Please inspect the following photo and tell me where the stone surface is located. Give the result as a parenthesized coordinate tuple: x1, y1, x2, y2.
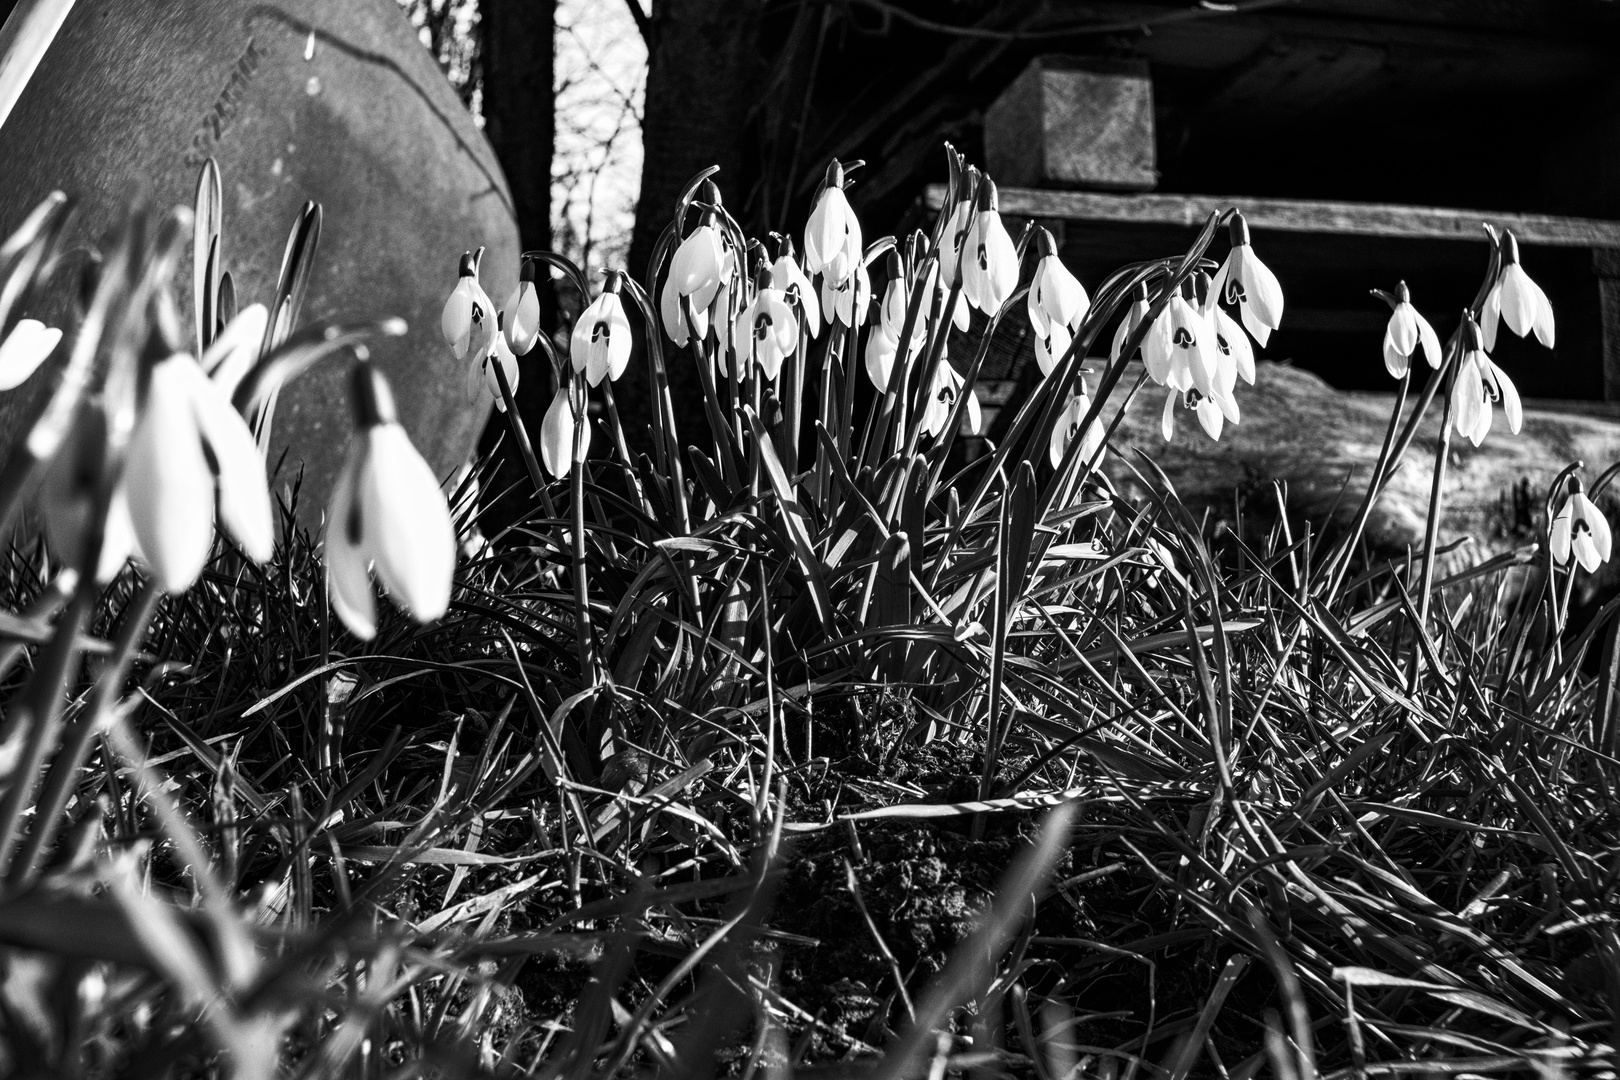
(1101, 360, 1620, 568)
(984, 57, 1157, 192)
(0, 0, 519, 521)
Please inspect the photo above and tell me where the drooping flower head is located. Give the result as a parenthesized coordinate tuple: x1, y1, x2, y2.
(938, 152, 979, 290)
(821, 259, 870, 332)
(1376, 280, 1443, 379)
(120, 294, 273, 594)
(804, 159, 864, 286)
(473, 311, 520, 410)
(1551, 477, 1612, 573)
(769, 236, 821, 340)
(920, 361, 980, 440)
(1028, 229, 1089, 378)
(325, 361, 457, 639)
(1451, 313, 1521, 447)
(961, 176, 1018, 315)
(1196, 271, 1254, 391)
(659, 211, 728, 346)
(1210, 212, 1284, 347)
(0, 317, 61, 391)
(570, 271, 633, 386)
(1143, 277, 1215, 396)
(1161, 387, 1229, 443)
(1050, 383, 1103, 469)
(440, 250, 496, 362)
(1482, 230, 1555, 351)
(733, 268, 799, 381)
(503, 257, 542, 356)
(1111, 283, 1150, 365)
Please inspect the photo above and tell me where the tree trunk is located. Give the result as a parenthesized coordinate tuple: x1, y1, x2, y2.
(619, 0, 763, 453)
(628, 0, 762, 282)
(478, 0, 555, 526)
(480, 0, 555, 255)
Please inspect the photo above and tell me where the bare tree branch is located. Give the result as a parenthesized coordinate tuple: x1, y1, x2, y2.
(623, 0, 652, 41)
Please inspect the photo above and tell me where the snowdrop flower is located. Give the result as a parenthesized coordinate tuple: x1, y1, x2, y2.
(770, 244, 821, 339)
(540, 381, 589, 479)
(734, 274, 799, 380)
(1199, 274, 1253, 390)
(124, 308, 274, 593)
(474, 314, 519, 411)
(1027, 229, 1089, 379)
(938, 160, 978, 289)
(1161, 388, 1229, 443)
(920, 361, 979, 439)
(804, 160, 863, 285)
(1111, 283, 1150, 364)
(503, 258, 542, 356)
(0, 318, 61, 391)
(822, 260, 871, 331)
(198, 303, 269, 400)
(1143, 282, 1215, 396)
(1028, 237, 1089, 377)
(1049, 386, 1103, 469)
(1451, 315, 1521, 447)
(659, 217, 727, 346)
(325, 363, 457, 640)
(1210, 212, 1283, 346)
(1481, 230, 1554, 350)
(570, 274, 632, 386)
(937, 272, 970, 335)
(1551, 483, 1611, 573)
(40, 403, 139, 583)
(440, 251, 495, 362)
(961, 177, 1018, 315)
(1376, 281, 1442, 378)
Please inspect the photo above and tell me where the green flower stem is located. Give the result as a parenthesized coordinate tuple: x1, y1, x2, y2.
(569, 377, 598, 686)
(1410, 352, 1459, 685)
(491, 356, 556, 522)
(1323, 369, 1412, 599)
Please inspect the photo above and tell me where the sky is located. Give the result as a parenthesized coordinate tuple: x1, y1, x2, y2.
(551, 0, 645, 280)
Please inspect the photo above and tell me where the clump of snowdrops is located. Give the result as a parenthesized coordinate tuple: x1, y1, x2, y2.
(0, 145, 1613, 1080)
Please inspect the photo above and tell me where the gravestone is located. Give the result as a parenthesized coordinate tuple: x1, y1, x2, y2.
(0, 0, 519, 519)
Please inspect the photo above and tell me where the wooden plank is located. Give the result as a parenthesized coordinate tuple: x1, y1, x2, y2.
(922, 185, 1620, 248)
(1596, 250, 1620, 402)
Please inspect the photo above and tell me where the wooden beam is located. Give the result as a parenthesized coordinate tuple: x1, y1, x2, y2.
(922, 185, 1620, 248)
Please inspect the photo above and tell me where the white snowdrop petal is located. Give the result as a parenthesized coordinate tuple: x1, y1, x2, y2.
(540, 390, 575, 479)
(1196, 398, 1224, 440)
(1575, 532, 1601, 574)
(1577, 493, 1612, 564)
(202, 304, 269, 399)
(1452, 359, 1483, 442)
(1161, 391, 1176, 442)
(1491, 361, 1522, 434)
(1498, 265, 1537, 339)
(440, 282, 472, 350)
(126, 360, 216, 593)
(189, 366, 273, 564)
(360, 424, 456, 623)
(324, 446, 377, 640)
(0, 319, 60, 391)
(1481, 285, 1502, 352)
(1549, 505, 1572, 565)
(1242, 248, 1284, 330)
(1386, 306, 1419, 357)
(1383, 338, 1408, 379)
(1417, 314, 1443, 370)
(98, 486, 137, 583)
